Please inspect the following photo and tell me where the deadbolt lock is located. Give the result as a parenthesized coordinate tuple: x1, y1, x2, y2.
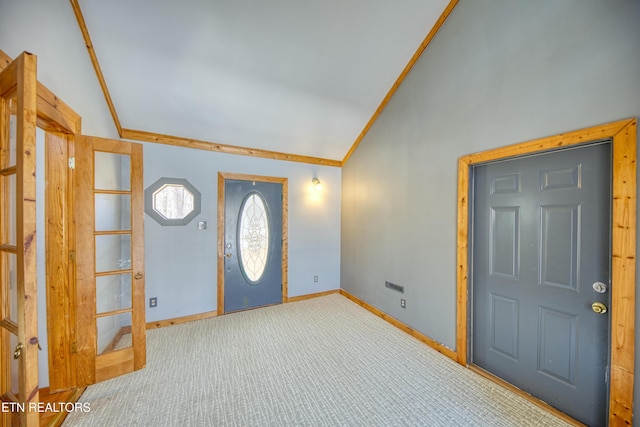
(591, 302, 607, 314)
(225, 253, 232, 259)
(592, 282, 608, 294)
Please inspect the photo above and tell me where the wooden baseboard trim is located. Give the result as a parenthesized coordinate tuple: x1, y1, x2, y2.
(147, 291, 340, 329)
(146, 311, 217, 330)
(468, 365, 585, 426)
(339, 289, 457, 361)
(286, 289, 340, 303)
(102, 326, 131, 354)
(39, 386, 86, 427)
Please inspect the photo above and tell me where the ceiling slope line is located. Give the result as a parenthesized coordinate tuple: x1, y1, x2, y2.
(341, 0, 460, 166)
(121, 128, 342, 167)
(68, 1, 340, 167)
(69, 0, 123, 137)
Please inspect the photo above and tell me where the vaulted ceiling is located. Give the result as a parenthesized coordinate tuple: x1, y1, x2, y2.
(2, 0, 455, 163)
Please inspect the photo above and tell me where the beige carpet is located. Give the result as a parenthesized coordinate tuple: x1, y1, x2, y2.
(63, 294, 572, 426)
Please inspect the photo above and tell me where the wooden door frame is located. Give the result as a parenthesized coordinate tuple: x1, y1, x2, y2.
(0, 51, 81, 395)
(456, 118, 637, 426)
(43, 132, 78, 393)
(217, 172, 288, 315)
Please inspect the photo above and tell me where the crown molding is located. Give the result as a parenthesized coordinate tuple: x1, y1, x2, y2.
(122, 128, 342, 167)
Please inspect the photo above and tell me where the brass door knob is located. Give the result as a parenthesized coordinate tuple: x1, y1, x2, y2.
(592, 302, 607, 314)
(13, 343, 22, 360)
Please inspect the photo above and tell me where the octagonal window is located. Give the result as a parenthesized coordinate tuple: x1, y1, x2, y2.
(154, 184, 195, 220)
(145, 178, 201, 226)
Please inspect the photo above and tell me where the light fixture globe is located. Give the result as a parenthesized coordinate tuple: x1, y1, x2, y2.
(312, 177, 322, 191)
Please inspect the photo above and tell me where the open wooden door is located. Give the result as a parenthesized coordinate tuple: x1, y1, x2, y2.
(0, 52, 39, 426)
(75, 136, 145, 387)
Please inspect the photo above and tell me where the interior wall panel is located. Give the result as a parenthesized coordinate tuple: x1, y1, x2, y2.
(340, 0, 640, 390)
(490, 294, 519, 361)
(143, 143, 341, 322)
(537, 307, 577, 386)
(490, 207, 520, 279)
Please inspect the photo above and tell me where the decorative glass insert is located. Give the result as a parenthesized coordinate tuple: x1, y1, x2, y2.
(144, 178, 201, 226)
(238, 193, 270, 283)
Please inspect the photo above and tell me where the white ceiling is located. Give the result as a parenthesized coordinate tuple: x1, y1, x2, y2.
(2, 0, 451, 161)
(79, 0, 451, 160)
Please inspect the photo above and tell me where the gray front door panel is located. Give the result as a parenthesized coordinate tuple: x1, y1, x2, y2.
(472, 142, 611, 426)
(224, 179, 283, 313)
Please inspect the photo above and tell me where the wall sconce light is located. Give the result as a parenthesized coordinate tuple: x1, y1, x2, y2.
(312, 177, 322, 191)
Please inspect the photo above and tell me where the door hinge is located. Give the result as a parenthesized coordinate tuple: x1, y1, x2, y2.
(68, 156, 75, 169)
(69, 250, 76, 262)
(71, 342, 77, 353)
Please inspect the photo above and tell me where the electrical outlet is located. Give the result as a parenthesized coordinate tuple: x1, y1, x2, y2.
(314, 275, 318, 283)
(150, 297, 157, 308)
(401, 299, 406, 308)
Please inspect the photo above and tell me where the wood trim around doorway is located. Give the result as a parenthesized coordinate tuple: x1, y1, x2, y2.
(1, 50, 82, 393)
(217, 172, 289, 315)
(455, 118, 637, 426)
(44, 132, 77, 392)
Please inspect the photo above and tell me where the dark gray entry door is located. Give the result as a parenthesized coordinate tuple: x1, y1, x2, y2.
(472, 142, 611, 426)
(224, 179, 283, 313)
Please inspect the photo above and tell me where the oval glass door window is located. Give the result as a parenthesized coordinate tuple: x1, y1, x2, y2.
(238, 192, 270, 283)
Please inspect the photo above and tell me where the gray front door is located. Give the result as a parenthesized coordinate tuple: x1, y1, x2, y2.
(472, 142, 611, 426)
(224, 179, 283, 313)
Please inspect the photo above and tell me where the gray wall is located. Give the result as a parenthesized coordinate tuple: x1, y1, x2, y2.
(0, 0, 120, 139)
(143, 142, 341, 322)
(341, 0, 640, 413)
